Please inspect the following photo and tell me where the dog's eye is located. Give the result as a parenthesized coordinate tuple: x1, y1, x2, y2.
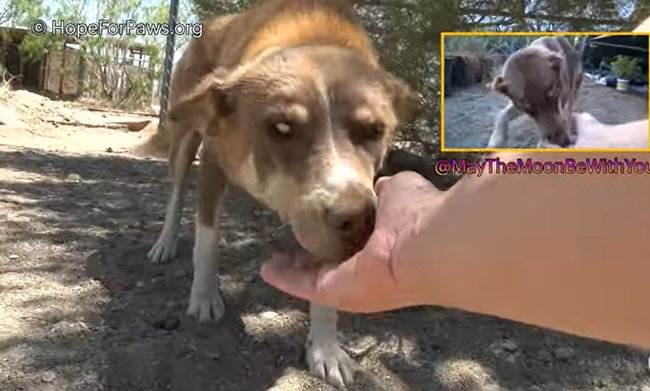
(274, 122, 291, 134)
(267, 121, 294, 139)
(364, 122, 386, 139)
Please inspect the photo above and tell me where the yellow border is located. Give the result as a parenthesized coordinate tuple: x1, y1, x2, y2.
(439, 31, 650, 153)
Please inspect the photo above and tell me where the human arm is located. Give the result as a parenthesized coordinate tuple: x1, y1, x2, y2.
(261, 119, 650, 349)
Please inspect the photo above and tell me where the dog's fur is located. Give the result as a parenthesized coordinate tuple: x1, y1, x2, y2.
(141, 0, 417, 387)
(487, 36, 583, 148)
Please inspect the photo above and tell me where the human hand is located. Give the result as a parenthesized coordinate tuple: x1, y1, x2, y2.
(260, 171, 444, 313)
(572, 112, 648, 149)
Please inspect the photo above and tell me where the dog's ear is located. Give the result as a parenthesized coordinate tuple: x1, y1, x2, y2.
(492, 76, 509, 95)
(383, 75, 420, 123)
(167, 69, 234, 123)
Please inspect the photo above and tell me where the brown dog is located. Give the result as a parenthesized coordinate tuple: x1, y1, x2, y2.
(487, 36, 582, 148)
(141, 0, 417, 387)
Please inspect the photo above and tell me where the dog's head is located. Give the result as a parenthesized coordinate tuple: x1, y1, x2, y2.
(170, 45, 418, 261)
(492, 46, 576, 147)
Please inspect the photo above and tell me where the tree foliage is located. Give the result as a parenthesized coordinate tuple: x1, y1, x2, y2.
(187, 0, 643, 158)
(1, 0, 195, 107)
(2, 0, 645, 149)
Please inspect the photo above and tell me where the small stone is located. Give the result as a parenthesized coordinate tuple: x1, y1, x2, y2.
(243, 275, 255, 283)
(553, 347, 574, 361)
(41, 371, 56, 382)
(347, 334, 377, 357)
(173, 270, 185, 278)
(505, 354, 517, 364)
(136, 281, 145, 288)
(538, 349, 553, 363)
(105, 147, 113, 153)
(66, 173, 82, 182)
(8, 254, 19, 260)
(500, 339, 518, 352)
(153, 316, 180, 331)
(260, 311, 279, 320)
(208, 350, 221, 360)
(489, 344, 502, 356)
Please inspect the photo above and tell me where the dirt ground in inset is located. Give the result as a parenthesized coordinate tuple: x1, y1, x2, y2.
(443, 78, 649, 149)
(1, 87, 649, 391)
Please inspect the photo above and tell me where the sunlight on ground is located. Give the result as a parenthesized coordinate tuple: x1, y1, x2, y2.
(435, 358, 500, 391)
(241, 309, 307, 340)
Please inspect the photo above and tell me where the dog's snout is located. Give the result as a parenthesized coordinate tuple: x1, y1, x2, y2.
(326, 199, 376, 236)
(323, 183, 376, 255)
(550, 131, 571, 148)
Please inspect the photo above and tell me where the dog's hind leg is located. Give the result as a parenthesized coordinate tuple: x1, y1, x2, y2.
(187, 142, 228, 322)
(487, 102, 522, 148)
(306, 304, 356, 388)
(148, 127, 202, 264)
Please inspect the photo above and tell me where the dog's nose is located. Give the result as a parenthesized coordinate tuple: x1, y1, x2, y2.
(550, 131, 571, 148)
(325, 196, 376, 247)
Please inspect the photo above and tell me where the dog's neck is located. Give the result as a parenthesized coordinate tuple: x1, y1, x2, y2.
(242, 6, 378, 69)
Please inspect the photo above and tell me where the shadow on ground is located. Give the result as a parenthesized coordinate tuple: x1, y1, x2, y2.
(1, 147, 648, 391)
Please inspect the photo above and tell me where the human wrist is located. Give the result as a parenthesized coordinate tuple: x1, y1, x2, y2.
(391, 184, 453, 307)
(406, 172, 504, 310)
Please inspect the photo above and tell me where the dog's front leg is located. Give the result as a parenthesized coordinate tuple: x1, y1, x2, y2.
(187, 145, 228, 323)
(307, 304, 356, 388)
(487, 102, 522, 148)
(148, 128, 202, 264)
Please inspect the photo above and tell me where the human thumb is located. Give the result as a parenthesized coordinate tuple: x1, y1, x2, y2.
(260, 250, 366, 310)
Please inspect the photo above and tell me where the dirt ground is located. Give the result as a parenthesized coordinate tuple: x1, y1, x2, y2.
(443, 78, 649, 149)
(1, 87, 650, 391)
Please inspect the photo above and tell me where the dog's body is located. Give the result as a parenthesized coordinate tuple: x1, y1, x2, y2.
(142, 0, 417, 387)
(487, 36, 583, 148)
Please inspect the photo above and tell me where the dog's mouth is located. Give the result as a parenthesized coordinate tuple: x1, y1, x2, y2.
(289, 221, 369, 264)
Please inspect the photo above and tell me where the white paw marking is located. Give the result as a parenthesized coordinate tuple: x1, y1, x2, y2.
(306, 338, 356, 388)
(148, 190, 182, 264)
(147, 236, 178, 264)
(187, 281, 225, 323)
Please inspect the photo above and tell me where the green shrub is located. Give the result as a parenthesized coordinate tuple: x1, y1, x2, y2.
(611, 55, 640, 80)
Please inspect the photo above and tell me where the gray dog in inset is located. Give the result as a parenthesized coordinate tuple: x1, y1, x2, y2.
(487, 36, 583, 148)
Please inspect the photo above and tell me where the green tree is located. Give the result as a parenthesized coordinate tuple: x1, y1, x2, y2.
(1, 0, 196, 107)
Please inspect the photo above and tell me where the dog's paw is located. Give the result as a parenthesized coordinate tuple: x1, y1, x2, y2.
(306, 338, 356, 389)
(187, 282, 225, 323)
(147, 237, 177, 264)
